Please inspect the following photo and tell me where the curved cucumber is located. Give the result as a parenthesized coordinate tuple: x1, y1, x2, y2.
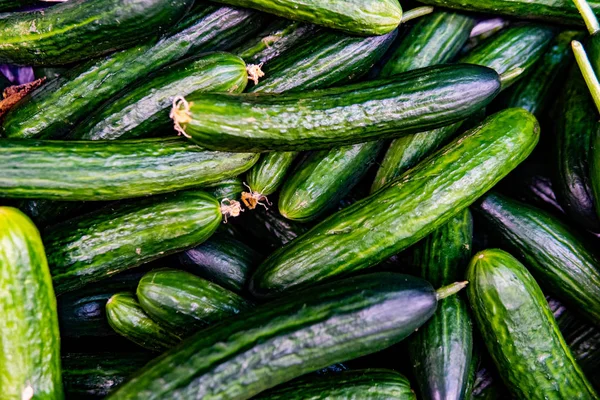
(0, 0, 193, 66)
(0, 207, 63, 399)
(107, 293, 182, 352)
(45, 191, 222, 295)
(245, 151, 299, 198)
(250, 108, 539, 297)
(0, 137, 258, 201)
(176, 64, 500, 152)
(2, 5, 267, 139)
(466, 249, 598, 399)
(71, 52, 248, 141)
(108, 273, 439, 399)
(474, 192, 600, 325)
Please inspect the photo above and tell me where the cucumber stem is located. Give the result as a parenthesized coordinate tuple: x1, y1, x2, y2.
(170, 96, 192, 138)
(401, 6, 434, 23)
(220, 199, 243, 223)
(499, 67, 524, 88)
(246, 63, 265, 85)
(572, 40, 600, 114)
(573, 0, 600, 35)
(436, 281, 469, 300)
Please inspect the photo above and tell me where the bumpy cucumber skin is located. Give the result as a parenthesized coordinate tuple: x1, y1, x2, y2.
(0, 207, 63, 399)
(474, 192, 600, 325)
(250, 108, 539, 297)
(107, 293, 181, 352)
(0, 138, 258, 201)
(45, 191, 222, 295)
(246, 152, 299, 196)
(108, 273, 437, 400)
(203, 177, 244, 202)
(0, 0, 194, 66)
(182, 64, 500, 152)
(255, 369, 417, 400)
(2, 5, 268, 139)
(71, 53, 248, 141)
(410, 209, 473, 400)
(467, 249, 598, 399)
(137, 268, 251, 335)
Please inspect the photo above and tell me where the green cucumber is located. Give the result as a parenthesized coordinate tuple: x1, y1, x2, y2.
(16, 199, 95, 228)
(255, 369, 417, 399)
(203, 177, 244, 203)
(410, 209, 473, 400)
(473, 192, 600, 325)
(137, 268, 251, 336)
(44, 190, 222, 295)
(250, 108, 539, 297)
(174, 64, 500, 152)
(466, 249, 598, 399)
(245, 151, 299, 200)
(107, 272, 447, 399)
(0, 207, 63, 399)
(70, 52, 248, 141)
(177, 233, 262, 293)
(1, 5, 268, 139)
(107, 293, 182, 352)
(211, 0, 401, 35)
(0, 137, 258, 201)
(0, 0, 194, 66)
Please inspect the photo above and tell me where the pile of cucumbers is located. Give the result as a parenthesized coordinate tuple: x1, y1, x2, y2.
(2, 0, 600, 398)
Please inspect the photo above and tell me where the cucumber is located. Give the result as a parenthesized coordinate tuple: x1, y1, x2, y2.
(245, 151, 299, 200)
(211, 0, 402, 35)
(203, 177, 244, 203)
(466, 249, 598, 399)
(410, 209, 473, 400)
(474, 192, 600, 325)
(70, 52, 249, 141)
(250, 108, 539, 297)
(177, 233, 262, 293)
(44, 190, 222, 295)
(107, 293, 182, 352)
(174, 64, 500, 152)
(255, 369, 417, 399)
(2, 5, 267, 139)
(0, 137, 258, 201)
(16, 199, 95, 228)
(0, 207, 63, 399)
(107, 272, 449, 399)
(137, 268, 251, 336)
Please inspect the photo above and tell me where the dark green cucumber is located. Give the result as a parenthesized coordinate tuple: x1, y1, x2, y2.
(245, 151, 299, 198)
(474, 192, 600, 325)
(203, 177, 244, 203)
(0, 137, 258, 201)
(250, 108, 539, 297)
(278, 141, 383, 221)
(177, 233, 262, 293)
(44, 190, 222, 295)
(255, 369, 417, 399)
(211, 0, 401, 35)
(62, 352, 152, 398)
(175, 64, 500, 152)
(0, 0, 193, 66)
(16, 199, 95, 228)
(0, 207, 63, 399)
(410, 209, 473, 400)
(2, 5, 268, 139)
(71, 52, 249, 141)
(107, 293, 182, 352)
(466, 249, 598, 399)
(137, 268, 251, 335)
(0, 0, 37, 11)
(108, 273, 441, 399)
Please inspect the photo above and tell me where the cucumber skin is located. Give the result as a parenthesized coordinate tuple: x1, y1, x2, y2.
(250, 108, 539, 297)
(0, 138, 258, 201)
(2, 5, 268, 140)
(212, 0, 402, 35)
(182, 64, 501, 152)
(474, 192, 600, 325)
(466, 249, 598, 399)
(137, 268, 251, 335)
(44, 191, 222, 295)
(246, 151, 299, 196)
(71, 52, 248, 141)
(203, 177, 244, 202)
(107, 293, 181, 352)
(255, 369, 416, 400)
(410, 209, 473, 400)
(0, 208, 63, 399)
(108, 273, 437, 400)
(0, 0, 193, 66)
